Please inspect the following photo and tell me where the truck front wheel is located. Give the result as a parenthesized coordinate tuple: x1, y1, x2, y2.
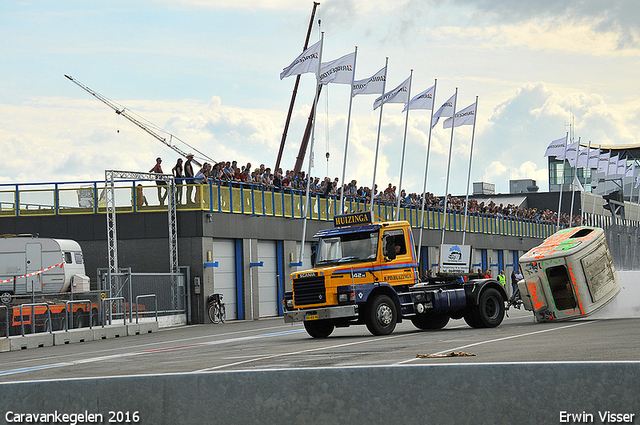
(304, 320, 335, 338)
(412, 313, 450, 330)
(365, 295, 397, 336)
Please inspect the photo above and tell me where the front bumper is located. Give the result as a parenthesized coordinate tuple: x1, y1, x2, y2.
(283, 304, 359, 323)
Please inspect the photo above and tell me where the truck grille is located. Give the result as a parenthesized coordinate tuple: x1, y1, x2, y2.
(293, 275, 326, 306)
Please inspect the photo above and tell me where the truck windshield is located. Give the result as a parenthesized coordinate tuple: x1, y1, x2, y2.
(316, 231, 378, 265)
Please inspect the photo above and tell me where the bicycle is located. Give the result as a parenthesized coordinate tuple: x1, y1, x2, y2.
(207, 293, 226, 324)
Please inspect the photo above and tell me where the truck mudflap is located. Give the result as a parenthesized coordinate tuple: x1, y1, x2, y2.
(283, 305, 359, 324)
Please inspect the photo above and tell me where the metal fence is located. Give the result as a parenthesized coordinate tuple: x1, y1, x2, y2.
(0, 179, 560, 239)
(97, 267, 189, 323)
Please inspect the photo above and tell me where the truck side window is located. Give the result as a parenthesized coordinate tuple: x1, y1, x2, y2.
(383, 230, 407, 260)
(64, 252, 73, 264)
(74, 252, 84, 264)
(546, 265, 577, 310)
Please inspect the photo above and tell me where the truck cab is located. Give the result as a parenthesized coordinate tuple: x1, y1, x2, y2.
(284, 212, 507, 338)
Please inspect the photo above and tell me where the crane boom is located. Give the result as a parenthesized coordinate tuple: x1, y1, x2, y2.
(65, 74, 215, 166)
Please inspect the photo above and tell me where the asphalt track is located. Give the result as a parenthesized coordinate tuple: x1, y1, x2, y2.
(1, 307, 639, 383)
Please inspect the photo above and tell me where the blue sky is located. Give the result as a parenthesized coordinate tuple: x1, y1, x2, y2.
(2, 0, 639, 197)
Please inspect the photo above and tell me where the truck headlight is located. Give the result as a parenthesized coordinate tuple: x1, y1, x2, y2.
(338, 294, 348, 303)
(286, 299, 294, 309)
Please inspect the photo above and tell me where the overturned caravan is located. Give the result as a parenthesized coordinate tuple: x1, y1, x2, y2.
(518, 226, 620, 322)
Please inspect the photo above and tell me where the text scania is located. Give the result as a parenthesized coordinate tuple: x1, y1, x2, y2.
(293, 52, 318, 66)
(352, 76, 385, 89)
(5, 410, 103, 424)
(455, 110, 475, 118)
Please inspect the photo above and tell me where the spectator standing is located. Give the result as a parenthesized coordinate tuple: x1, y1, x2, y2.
(184, 154, 195, 204)
(149, 157, 167, 206)
(497, 270, 506, 288)
(172, 158, 184, 204)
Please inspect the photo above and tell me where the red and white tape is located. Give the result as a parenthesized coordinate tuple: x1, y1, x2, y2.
(0, 262, 63, 284)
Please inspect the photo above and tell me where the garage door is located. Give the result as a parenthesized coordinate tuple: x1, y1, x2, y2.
(212, 238, 238, 320)
(257, 240, 279, 318)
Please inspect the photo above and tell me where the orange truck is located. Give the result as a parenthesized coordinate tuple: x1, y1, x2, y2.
(283, 212, 508, 338)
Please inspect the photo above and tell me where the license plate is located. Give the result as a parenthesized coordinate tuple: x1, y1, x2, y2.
(304, 314, 319, 321)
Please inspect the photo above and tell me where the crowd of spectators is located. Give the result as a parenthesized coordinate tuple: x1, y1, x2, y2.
(176, 157, 581, 227)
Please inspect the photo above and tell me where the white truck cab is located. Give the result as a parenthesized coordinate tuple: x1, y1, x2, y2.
(518, 226, 620, 322)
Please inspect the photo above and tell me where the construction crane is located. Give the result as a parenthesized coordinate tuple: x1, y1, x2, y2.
(65, 74, 216, 166)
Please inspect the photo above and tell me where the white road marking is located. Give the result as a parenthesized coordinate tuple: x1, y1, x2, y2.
(396, 320, 594, 365)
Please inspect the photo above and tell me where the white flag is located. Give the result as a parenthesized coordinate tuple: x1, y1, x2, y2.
(280, 39, 322, 80)
(608, 155, 619, 175)
(402, 85, 435, 112)
(431, 93, 457, 128)
(617, 157, 627, 175)
(556, 142, 579, 161)
(373, 75, 411, 110)
(625, 162, 635, 178)
(544, 135, 567, 158)
(443, 101, 476, 129)
(597, 152, 610, 173)
(572, 175, 584, 192)
(588, 148, 601, 168)
(352, 67, 386, 96)
(319, 51, 355, 85)
(575, 147, 589, 168)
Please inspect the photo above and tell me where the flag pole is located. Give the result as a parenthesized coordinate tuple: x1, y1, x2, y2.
(417, 79, 437, 263)
(462, 96, 479, 245)
(369, 57, 389, 216)
(275, 2, 320, 173)
(635, 171, 640, 223)
(440, 87, 458, 246)
(298, 32, 324, 266)
(592, 144, 601, 218)
(569, 137, 581, 227)
(556, 132, 569, 231)
(581, 140, 591, 224)
(339, 46, 358, 215)
(395, 70, 413, 221)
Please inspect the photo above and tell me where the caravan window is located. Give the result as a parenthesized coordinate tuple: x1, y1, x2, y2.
(64, 252, 73, 264)
(75, 252, 84, 264)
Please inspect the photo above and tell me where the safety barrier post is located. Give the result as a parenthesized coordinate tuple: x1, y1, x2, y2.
(64, 299, 92, 331)
(135, 294, 158, 324)
(101, 297, 127, 327)
(19, 303, 52, 337)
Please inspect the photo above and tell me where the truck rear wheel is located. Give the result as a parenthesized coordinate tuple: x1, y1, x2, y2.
(469, 288, 505, 328)
(463, 311, 483, 328)
(1, 292, 11, 304)
(412, 313, 450, 330)
(304, 320, 335, 338)
(365, 295, 397, 336)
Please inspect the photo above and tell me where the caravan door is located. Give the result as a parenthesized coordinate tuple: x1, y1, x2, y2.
(26, 243, 42, 293)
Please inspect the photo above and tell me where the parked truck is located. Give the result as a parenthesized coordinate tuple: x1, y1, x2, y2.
(283, 212, 508, 338)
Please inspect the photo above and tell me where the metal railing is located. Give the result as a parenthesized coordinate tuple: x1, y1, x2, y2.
(64, 299, 93, 331)
(101, 297, 126, 327)
(19, 303, 52, 336)
(135, 294, 158, 324)
(1, 179, 563, 239)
